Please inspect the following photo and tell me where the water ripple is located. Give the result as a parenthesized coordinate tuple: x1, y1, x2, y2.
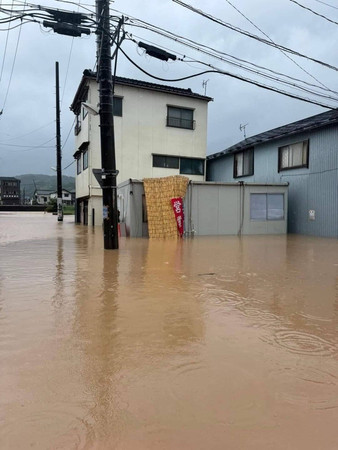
(264, 329, 337, 357)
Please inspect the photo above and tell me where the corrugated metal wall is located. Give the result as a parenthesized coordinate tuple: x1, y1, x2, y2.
(207, 124, 338, 238)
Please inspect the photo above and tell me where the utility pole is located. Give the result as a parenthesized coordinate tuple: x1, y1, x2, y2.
(55, 61, 63, 222)
(96, 0, 118, 249)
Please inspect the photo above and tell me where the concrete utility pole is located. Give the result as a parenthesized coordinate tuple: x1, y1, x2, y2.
(96, 0, 119, 249)
(55, 61, 63, 222)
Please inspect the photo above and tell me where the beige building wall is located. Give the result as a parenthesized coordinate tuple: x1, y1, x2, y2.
(75, 79, 209, 208)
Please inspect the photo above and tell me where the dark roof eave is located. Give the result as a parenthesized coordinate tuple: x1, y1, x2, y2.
(207, 108, 338, 160)
(70, 69, 213, 114)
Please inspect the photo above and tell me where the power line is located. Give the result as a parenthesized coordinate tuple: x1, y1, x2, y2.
(172, 0, 338, 73)
(224, 0, 332, 91)
(120, 44, 335, 109)
(0, 120, 54, 141)
(0, 0, 13, 96)
(124, 17, 338, 98)
(127, 33, 338, 104)
(289, 0, 338, 26)
(122, 12, 338, 96)
(312, 0, 338, 11)
(0, 0, 25, 113)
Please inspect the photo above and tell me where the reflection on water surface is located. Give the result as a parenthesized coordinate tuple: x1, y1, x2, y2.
(0, 213, 337, 449)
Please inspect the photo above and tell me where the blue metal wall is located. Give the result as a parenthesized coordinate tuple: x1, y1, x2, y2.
(207, 124, 338, 238)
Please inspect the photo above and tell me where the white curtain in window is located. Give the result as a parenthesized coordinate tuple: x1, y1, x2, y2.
(236, 153, 243, 176)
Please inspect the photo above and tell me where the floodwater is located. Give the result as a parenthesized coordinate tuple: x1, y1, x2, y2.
(0, 213, 337, 450)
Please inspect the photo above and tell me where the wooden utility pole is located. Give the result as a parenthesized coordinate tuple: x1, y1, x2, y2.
(96, 0, 118, 249)
(55, 61, 63, 222)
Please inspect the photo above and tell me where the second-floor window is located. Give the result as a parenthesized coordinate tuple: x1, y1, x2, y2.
(83, 149, 88, 170)
(113, 97, 123, 116)
(278, 140, 309, 171)
(77, 155, 82, 174)
(167, 106, 194, 129)
(234, 148, 254, 178)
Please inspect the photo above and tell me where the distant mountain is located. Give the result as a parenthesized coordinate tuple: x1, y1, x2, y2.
(16, 174, 75, 198)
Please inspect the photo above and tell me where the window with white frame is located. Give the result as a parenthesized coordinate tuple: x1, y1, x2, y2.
(234, 148, 254, 178)
(278, 140, 309, 171)
(250, 193, 284, 221)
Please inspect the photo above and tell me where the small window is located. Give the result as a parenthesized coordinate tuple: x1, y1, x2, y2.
(234, 148, 254, 178)
(113, 96, 122, 117)
(180, 157, 204, 175)
(77, 155, 82, 174)
(75, 115, 81, 135)
(278, 140, 309, 171)
(167, 106, 194, 129)
(153, 154, 179, 169)
(83, 149, 88, 170)
(82, 105, 88, 120)
(250, 194, 284, 221)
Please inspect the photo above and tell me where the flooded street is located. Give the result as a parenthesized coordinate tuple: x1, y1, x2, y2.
(0, 212, 337, 449)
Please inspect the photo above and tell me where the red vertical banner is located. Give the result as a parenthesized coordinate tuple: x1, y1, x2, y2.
(171, 197, 184, 237)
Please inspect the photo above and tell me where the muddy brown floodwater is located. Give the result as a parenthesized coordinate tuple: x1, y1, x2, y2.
(0, 212, 337, 449)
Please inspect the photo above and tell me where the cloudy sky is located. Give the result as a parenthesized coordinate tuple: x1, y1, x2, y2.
(1, 0, 338, 177)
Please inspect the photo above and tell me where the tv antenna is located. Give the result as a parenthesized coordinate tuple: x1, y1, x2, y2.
(202, 79, 209, 95)
(239, 123, 248, 139)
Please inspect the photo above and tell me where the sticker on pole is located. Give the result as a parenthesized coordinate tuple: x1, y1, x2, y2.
(103, 205, 108, 220)
(171, 197, 184, 237)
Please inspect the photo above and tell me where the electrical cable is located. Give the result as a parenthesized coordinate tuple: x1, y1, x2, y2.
(123, 16, 338, 97)
(0, 0, 13, 94)
(312, 0, 338, 11)
(225, 0, 331, 91)
(172, 0, 338, 73)
(127, 32, 338, 102)
(119, 45, 335, 109)
(289, 0, 338, 26)
(0, 0, 25, 114)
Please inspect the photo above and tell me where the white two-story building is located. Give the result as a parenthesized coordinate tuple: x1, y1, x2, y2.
(70, 70, 212, 226)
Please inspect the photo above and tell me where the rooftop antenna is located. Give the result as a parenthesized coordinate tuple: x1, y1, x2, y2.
(239, 123, 248, 139)
(202, 79, 209, 95)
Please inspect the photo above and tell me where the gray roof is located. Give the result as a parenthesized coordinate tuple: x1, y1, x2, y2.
(71, 70, 212, 114)
(0, 176, 20, 181)
(207, 108, 338, 160)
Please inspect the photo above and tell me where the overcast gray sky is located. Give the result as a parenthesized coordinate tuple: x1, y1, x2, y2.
(1, 0, 338, 177)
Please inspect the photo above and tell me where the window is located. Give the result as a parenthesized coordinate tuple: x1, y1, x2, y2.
(83, 149, 88, 170)
(113, 96, 122, 117)
(180, 157, 204, 175)
(278, 140, 309, 171)
(82, 105, 88, 120)
(250, 194, 284, 221)
(167, 106, 194, 129)
(77, 155, 82, 174)
(234, 148, 254, 178)
(153, 154, 179, 169)
(75, 115, 81, 135)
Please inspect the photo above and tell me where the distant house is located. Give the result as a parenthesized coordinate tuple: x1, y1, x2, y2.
(50, 189, 75, 206)
(34, 189, 75, 206)
(70, 70, 212, 226)
(0, 177, 21, 205)
(207, 109, 338, 238)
